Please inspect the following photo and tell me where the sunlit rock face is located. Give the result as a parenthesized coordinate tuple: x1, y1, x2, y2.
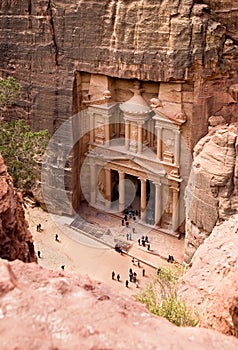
(1, 258, 238, 349)
(0, 154, 36, 263)
(0, 0, 237, 139)
(178, 215, 238, 338)
(184, 122, 238, 264)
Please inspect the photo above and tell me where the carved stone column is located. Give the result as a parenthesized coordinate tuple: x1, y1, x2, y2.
(140, 178, 147, 222)
(105, 121, 110, 145)
(90, 164, 96, 205)
(157, 127, 162, 160)
(105, 168, 111, 209)
(138, 123, 143, 154)
(174, 130, 180, 165)
(89, 114, 94, 144)
(172, 187, 179, 232)
(118, 171, 125, 212)
(154, 182, 162, 226)
(125, 120, 130, 150)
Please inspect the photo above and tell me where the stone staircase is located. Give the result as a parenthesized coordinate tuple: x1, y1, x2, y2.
(70, 216, 132, 251)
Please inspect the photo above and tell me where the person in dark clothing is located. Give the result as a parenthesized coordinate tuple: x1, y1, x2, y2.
(117, 274, 120, 281)
(112, 271, 115, 279)
(125, 280, 129, 288)
(61, 265, 65, 270)
(55, 234, 59, 241)
(167, 255, 174, 263)
(37, 250, 41, 258)
(142, 268, 145, 277)
(138, 238, 141, 246)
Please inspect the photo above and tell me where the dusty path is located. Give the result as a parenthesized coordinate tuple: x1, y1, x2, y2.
(25, 206, 158, 297)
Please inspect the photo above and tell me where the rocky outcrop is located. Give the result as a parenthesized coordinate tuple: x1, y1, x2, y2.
(178, 215, 238, 337)
(184, 120, 238, 263)
(1, 258, 238, 350)
(0, 1, 237, 137)
(0, 154, 36, 262)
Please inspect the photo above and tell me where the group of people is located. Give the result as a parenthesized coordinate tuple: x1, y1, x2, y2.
(112, 271, 121, 281)
(111, 257, 146, 289)
(138, 235, 151, 251)
(121, 206, 140, 227)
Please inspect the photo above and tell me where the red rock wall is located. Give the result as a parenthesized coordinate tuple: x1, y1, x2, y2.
(0, 154, 36, 262)
(1, 257, 238, 349)
(178, 215, 238, 337)
(0, 0, 237, 146)
(184, 121, 238, 263)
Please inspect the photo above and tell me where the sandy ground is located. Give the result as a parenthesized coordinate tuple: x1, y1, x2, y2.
(25, 206, 159, 298)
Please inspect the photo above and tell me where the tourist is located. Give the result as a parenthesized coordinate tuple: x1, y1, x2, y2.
(142, 268, 145, 277)
(147, 243, 150, 251)
(36, 224, 42, 232)
(61, 265, 65, 270)
(129, 273, 133, 282)
(133, 272, 137, 282)
(117, 274, 120, 281)
(126, 221, 129, 228)
(137, 260, 141, 268)
(122, 218, 125, 226)
(37, 250, 41, 258)
(132, 227, 135, 233)
(138, 238, 141, 246)
(112, 271, 115, 279)
(129, 268, 133, 275)
(55, 234, 59, 241)
(132, 257, 135, 264)
(145, 235, 148, 243)
(129, 232, 132, 240)
(125, 280, 129, 288)
(126, 233, 129, 240)
(136, 280, 139, 288)
(167, 255, 174, 263)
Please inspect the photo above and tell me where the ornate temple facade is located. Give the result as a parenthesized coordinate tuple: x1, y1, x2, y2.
(75, 74, 192, 235)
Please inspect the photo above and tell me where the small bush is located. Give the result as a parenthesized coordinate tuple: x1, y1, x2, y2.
(137, 265, 198, 327)
(0, 120, 50, 191)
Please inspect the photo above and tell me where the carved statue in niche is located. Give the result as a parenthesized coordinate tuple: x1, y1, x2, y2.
(98, 170, 105, 196)
(131, 124, 138, 141)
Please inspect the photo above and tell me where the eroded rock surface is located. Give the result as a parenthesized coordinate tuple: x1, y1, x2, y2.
(0, 0, 237, 138)
(0, 154, 36, 262)
(1, 258, 238, 350)
(178, 216, 238, 337)
(184, 121, 238, 263)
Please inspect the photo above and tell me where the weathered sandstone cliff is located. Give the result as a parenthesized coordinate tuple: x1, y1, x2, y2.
(184, 120, 238, 263)
(0, 154, 36, 262)
(178, 215, 238, 337)
(1, 257, 238, 349)
(0, 0, 237, 144)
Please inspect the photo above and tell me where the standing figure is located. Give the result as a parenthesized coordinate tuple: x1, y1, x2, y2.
(37, 250, 41, 258)
(125, 280, 129, 288)
(112, 271, 115, 279)
(117, 274, 120, 281)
